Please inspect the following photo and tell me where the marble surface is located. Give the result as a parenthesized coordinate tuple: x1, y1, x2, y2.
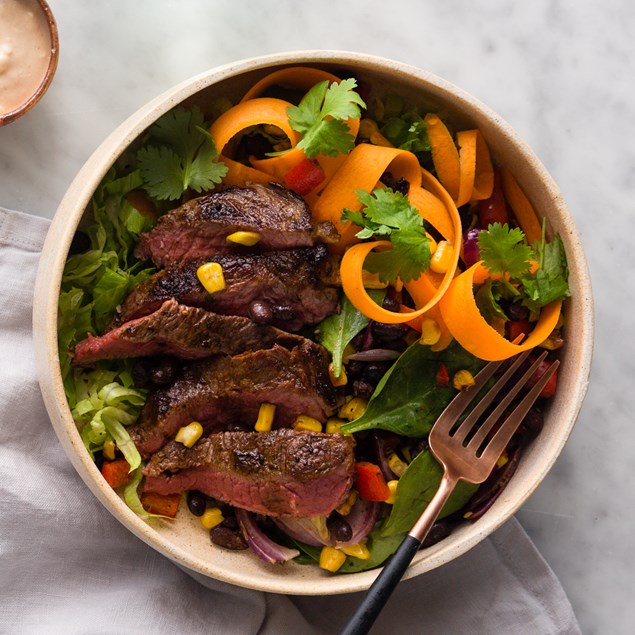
(1, 1, 633, 632)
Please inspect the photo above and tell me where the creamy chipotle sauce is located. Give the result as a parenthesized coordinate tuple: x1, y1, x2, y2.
(0, 0, 52, 115)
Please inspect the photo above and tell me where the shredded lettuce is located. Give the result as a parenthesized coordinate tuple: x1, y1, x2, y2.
(59, 168, 156, 464)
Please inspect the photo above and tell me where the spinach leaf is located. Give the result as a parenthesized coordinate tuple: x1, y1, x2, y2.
(339, 524, 405, 573)
(381, 450, 478, 537)
(290, 540, 322, 565)
(341, 341, 485, 437)
(316, 291, 384, 377)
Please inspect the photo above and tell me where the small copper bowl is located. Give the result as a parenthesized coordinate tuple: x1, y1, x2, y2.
(0, 0, 59, 126)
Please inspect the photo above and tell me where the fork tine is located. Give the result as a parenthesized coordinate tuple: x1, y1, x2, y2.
(480, 359, 560, 465)
(431, 359, 503, 435)
(450, 349, 533, 445)
(465, 351, 549, 450)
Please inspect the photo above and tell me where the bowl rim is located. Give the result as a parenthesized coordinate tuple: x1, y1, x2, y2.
(0, 0, 59, 126)
(32, 50, 594, 595)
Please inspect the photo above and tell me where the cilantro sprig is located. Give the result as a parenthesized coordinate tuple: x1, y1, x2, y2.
(137, 106, 228, 201)
(477, 222, 570, 316)
(287, 79, 366, 158)
(342, 188, 431, 284)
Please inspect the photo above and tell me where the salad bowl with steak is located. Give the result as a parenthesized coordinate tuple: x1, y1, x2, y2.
(36, 52, 592, 593)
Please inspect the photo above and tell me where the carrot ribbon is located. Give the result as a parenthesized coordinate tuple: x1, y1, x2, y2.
(439, 262, 562, 361)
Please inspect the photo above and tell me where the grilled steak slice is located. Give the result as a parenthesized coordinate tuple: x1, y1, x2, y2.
(135, 183, 338, 267)
(143, 430, 355, 517)
(130, 339, 339, 458)
(72, 300, 302, 365)
(111, 246, 339, 331)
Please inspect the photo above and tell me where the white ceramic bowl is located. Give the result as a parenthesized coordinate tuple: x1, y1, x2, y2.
(33, 51, 594, 595)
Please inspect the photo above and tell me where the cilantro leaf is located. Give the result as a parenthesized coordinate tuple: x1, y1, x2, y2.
(477, 223, 534, 277)
(520, 234, 570, 311)
(380, 111, 431, 154)
(287, 79, 366, 158)
(136, 106, 228, 201)
(475, 279, 508, 324)
(343, 188, 431, 284)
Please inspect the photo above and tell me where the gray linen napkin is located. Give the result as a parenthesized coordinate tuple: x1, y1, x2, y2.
(0, 207, 581, 635)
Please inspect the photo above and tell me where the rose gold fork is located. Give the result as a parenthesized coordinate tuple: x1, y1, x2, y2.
(340, 349, 559, 635)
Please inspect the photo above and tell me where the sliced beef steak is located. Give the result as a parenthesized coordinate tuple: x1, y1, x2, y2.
(143, 430, 355, 517)
(135, 183, 338, 267)
(130, 339, 339, 458)
(72, 300, 301, 365)
(111, 246, 339, 331)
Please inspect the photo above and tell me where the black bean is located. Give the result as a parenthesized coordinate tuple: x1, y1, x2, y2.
(248, 300, 273, 324)
(220, 515, 239, 531)
(346, 360, 365, 379)
(272, 305, 296, 322)
(210, 526, 248, 550)
(377, 338, 407, 353)
(131, 360, 151, 388)
(522, 407, 544, 437)
(352, 379, 375, 399)
(506, 301, 529, 321)
(327, 513, 353, 543)
(382, 294, 401, 313)
(371, 321, 409, 343)
(149, 358, 178, 386)
(363, 362, 390, 384)
(381, 171, 410, 196)
(187, 491, 207, 517)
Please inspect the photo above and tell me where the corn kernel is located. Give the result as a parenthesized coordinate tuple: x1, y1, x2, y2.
(393, 277, 404, 293)
(226, 231, 261, 247)
(419, 318, 441, 346)
(429, 240, 454, 274)
(326, 418, 346, 434)
(496, 452, 509, 469)
(341, 541, 371, 560)
(175, 421, 204, 447)
(387, 453, 408, 478)
(261, 124, 285, 138)
(102, 439, 116, 461)
(319, 546, 347, 572)
(336, 490, 358, 516)
(361, 270, 388, 289)
(328, 363, 348, 387)
(197, 262, 226, 294)
(453, 369, 476, 391)
(255, 403, 276, 432)
(200, 507, 224, 529)
(293, 415, 322, 433)
(338, 398, 367, 421)
(540, 328, 565, 351)
(426, 232, 438, 256)
(386, 480, 399, 504)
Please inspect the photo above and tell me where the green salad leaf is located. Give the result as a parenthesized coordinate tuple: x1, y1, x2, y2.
(137, 106, 228, 201)
(380, 110, 431, 155)
(316, 291, 384, 378)
(339, 523, 405, 573)
(341, 341, 485, 437)
(381, 450, 478, 537)
(342, 188, 431, 284)
(477, 222, 570, 314)
(287, 79, 366, 158)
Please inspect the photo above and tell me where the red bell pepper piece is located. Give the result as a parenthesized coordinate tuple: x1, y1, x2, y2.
(355, 462, 390, 501)
(436, 362, 450, 388)
(528, 357, 558, 398)
(478, 169, 508, 227)
(284, 158, 325, 196)
(101, 458, 132, 489)
(506, 319, 532, 343)
(140, 492, 181, 518)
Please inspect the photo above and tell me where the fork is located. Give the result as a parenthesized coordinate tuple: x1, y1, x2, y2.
(339, 349, 560, 635)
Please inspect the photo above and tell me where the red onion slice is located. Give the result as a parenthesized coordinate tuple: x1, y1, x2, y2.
(345, 349, 401, 362)
(463, 228, 482, 268)
(272, 515, 330, 547)
(236, 509, 300, 564)
(334, 498, 380, 548)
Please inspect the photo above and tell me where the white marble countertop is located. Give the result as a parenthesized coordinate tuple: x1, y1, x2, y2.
(2, 1, 633, 633)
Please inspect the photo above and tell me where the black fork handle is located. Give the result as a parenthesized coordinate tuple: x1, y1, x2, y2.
(339, 474, 458, 635)
(339, 534, 421, 635)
